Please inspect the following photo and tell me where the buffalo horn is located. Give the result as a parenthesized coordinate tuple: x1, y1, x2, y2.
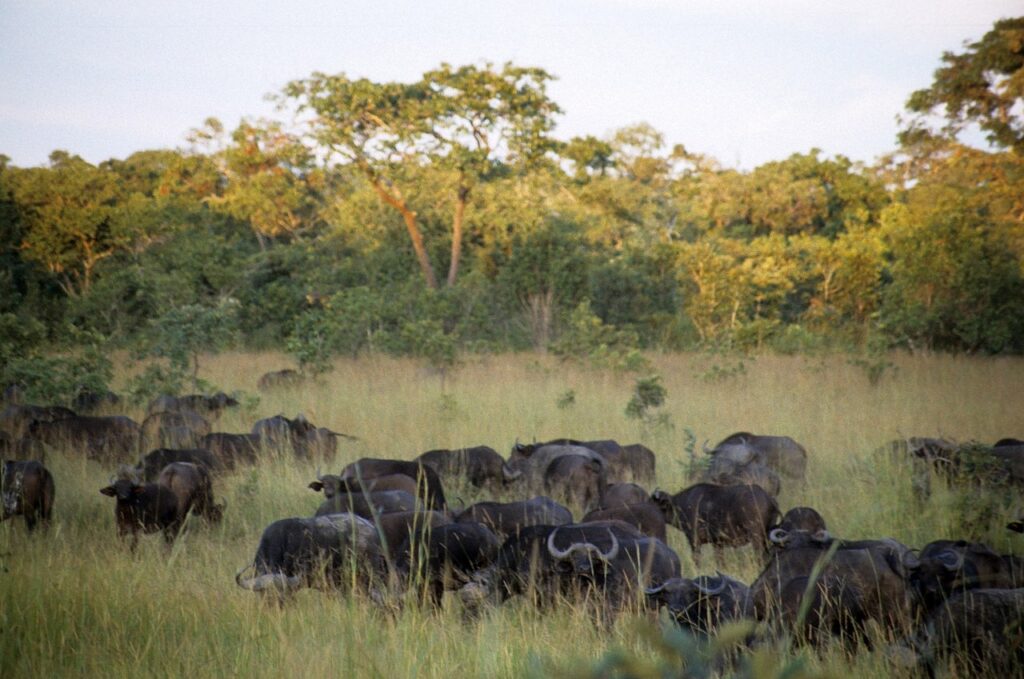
(702, 440, 713, 455)
(599, 531, 619, 562)
(501, 463, 522, 481)
(546, 528, 575, 560)
(769, 528, 789, 545)
(935, 548, 964, 571)
(644, 582, 668, 595)
(696, 573, 728, 596)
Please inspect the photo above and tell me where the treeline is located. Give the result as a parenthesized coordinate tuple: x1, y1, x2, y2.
(2, 19, 1023, 389)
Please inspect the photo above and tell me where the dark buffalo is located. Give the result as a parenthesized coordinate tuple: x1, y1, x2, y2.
(897, 588, 1024, 675)
(652, 484, 780, 564)
(0, 432, 47, 461)
(581, 502, 667, 542)
(645, 573, 753, 635)
(235, 514, 384, 596)
(147, 392, 239, 419)
(775, 506, 828, 534)
(1009, 517, 1024, 533)
(252, 413, 355, 460)
(199, 432, 261, 468)
(138, 448, 224, 482)
(157, 462, 223, 523)
(339, 458, 446, 510)
(778, 574, 867, 645)
(455, 497, 573, 538)
(600, 483, 651, 509)
(70, 389, 121, 414)
(99, 468, 182, 549)
(1, 404, 75, 440)
(309, 473, 419, 500)
(750, 529, 913, 634)
(545, 524, 681, 608)
(416, 446, 522, 490)
(704, 461, 781, 497)
(1, 460, 55, 531)
(508, 442, 608, 489)
(29, 415, 140, 461)
(314, 490, 419, 519)
(510, 439, 652, 485)
(140, 411, 211, 451)
(396, 522, 501, 605)
(903, 539, 1024, 612)
(544, 453, 606, 511)
(706, 433, 808, 481)
(257, 369, 304, 391)
(373, 510, 451, 561)
(459, 521, 649, 610)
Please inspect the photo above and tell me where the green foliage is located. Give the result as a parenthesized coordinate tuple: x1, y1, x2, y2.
(285, 309, 334, 377)
(135, 300, 240, 389)
(556, 389, 576, 409)
(902, 17, 1024, 154)
(552, 300, 649, 372)
(0, 318, 112, 405)
(625, 375, 673, 442)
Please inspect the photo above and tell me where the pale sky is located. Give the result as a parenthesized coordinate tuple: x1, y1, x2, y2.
(0, 1, 1018, 170)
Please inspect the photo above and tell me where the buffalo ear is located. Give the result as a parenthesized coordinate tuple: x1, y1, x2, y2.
(100, 486, 116, 496)
(308, 481, 324, 492)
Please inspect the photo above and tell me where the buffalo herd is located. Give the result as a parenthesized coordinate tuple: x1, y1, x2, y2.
(2, 390, 1023, 674)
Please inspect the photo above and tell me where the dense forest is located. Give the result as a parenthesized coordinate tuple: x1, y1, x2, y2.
(2, 18, 1023, 402)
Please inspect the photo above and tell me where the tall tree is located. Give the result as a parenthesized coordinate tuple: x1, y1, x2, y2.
(902, 17, 1024, 154)
(281, 62, 560, 288)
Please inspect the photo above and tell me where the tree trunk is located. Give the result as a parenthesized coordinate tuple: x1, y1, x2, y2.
(447, 185, 469, 287)
(524, 290, 554, 352)
(369, 178, 438, 289)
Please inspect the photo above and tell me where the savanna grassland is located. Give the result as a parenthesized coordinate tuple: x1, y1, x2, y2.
(2, 351, 1023, 678)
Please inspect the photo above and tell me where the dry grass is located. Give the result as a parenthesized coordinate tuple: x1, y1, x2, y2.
(2, 351, 1022, 677)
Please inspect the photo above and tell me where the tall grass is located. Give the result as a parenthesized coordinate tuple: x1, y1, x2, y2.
(2, 351, 1022, 677)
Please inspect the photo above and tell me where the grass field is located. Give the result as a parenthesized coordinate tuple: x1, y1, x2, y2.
(2, 351, 1023, 677)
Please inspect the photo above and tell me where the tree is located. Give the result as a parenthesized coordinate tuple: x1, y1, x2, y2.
(9, 153, 131, 296)
(902, 17, 1024, 154)
(203, 119, 323, 249)
(280, 62, 561, 288)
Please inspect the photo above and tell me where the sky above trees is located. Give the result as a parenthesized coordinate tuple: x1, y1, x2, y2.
(0, 0, 1019, 170)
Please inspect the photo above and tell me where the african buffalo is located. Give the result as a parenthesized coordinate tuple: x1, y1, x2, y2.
(600, 483, 651, 509)
(544, 453, 605, 511)
(455, 497, 573, 538)
(99, 467, 182, 549)
(70, 389, 121, 414)
(314, 490, 419, 519)
(140, 411, 211, 451)
(339, 458, 446, 510)
(897, 588, 1024, 675)
(199, 433, 261, 468)
(903, 539, 1024, 612)
(0, 432, 46, 461)
(510, 439, 653, 485)
(645, 573, 753, 635)
(775, 506, 828, 534)
(581, 502, 667, 542)
(652, 484, 780, 563)
(545, 524, 681, 608)
(704, 461, 781, 497)
(396, 521, 501, 605)
(235, 514, 384, 597)
(0, 404, 75, 440)
(257, 369, 304, 391)
(157, 462, 223, 523)
(309, 473, 419, 500)
(147, 392, 239, 419)
(706, 433, 808, 481)
(253, 413, 355, 460)
(373, 510, 451, 561)
(751, 529, 913, 634)
(416, 446, 522, 490)
(138, 448, 224, 482)
(1, 460, 54, 531)
(29, 415, 140, 461)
